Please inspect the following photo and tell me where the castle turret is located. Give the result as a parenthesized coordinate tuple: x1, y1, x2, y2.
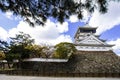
(74, 24, 97, 44)
(74, 24, 113, 51)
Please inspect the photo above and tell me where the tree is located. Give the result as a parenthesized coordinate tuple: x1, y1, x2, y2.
(26, 44, 54, 58)
(25, 44, 45, 58)
(0, 40, 13, 69)
(9, 32, 34, 59)
(0, 51, 6, 69)
(8, 32, 34, 69)
(0, 0, 119, 26)
(53, 42, 77, 59)
(41, 46, 54, 58)
(0, 40, 9, 53)
(0, 32, 34, 69)
(5, 53, 20, 68)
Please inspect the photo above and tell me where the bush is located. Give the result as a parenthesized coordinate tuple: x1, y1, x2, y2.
(53, 42, 76, 59)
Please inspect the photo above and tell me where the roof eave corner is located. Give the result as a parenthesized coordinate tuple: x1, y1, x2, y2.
(74, 27, 81, 38)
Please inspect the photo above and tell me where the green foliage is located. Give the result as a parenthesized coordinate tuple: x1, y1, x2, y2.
(53, 42, 77, 59)
(0, 0, 118, 26)
(5, 53, 20, 62)
(25, 44, 46, 58)
(10, 32, 34, 47)
(26, 44, 53, 58)
(0, 40, 9, 53)
(0, 51, 6, 60)
(9, 32, 35, 59)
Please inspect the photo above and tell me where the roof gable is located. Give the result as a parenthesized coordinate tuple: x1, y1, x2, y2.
(78, 35, 106, 45)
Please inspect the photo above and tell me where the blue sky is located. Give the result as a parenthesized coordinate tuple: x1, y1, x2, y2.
(0, 1, 120, 56)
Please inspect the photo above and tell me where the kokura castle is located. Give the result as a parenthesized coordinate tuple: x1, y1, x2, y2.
(74, 24, 113, 51)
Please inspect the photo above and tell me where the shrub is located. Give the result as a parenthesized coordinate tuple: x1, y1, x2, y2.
(53, 42, 76, 59)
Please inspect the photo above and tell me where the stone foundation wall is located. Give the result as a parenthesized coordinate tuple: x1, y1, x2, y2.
(21, 51, 120, 73)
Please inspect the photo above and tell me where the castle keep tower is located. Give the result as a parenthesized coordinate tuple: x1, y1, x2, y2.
(74, 24, 113, 51)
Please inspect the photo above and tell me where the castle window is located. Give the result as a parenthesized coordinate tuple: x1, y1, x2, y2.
(80, 29, 96, 33)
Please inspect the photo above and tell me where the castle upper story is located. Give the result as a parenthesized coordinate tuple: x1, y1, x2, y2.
(74, 24, 113, 51)
(74, 24, 97, 43)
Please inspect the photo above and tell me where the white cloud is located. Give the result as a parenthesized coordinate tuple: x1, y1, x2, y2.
(4, 11, 21, 20)
(107, 39, 120, 51)
(36, 35, 72, 45)
(69, 15, 79, 23)
(74, 0, 85, 3)
(89, 1, 120, 35)
(0, 27, 8, 41)
(8, 20, 72, 45)
(69, 10, 90, 23)
(5, 12, 13, 20)
(107, 39, 120, 56)
(88, 1, 120, 56)
(56, 22, 68, 33)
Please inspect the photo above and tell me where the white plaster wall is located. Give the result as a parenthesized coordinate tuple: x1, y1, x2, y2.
(76, 46, 112, 51)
